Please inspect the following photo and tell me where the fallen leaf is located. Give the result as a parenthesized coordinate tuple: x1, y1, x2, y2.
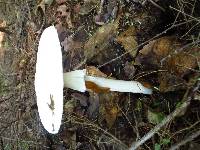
(106, 0, 118, 20)
(116, 27, 138, 57)
(124, 61, 136, 79)
(99, 92, 120, 128)
(86, 66, 107, 77)
(94, 0, 118, 25)
(158, 72, 186, 92)
(136, 36, 200, 92)
(62, 48, 84, 71)
(71, 93, 88, 107)
(84, 17, 120, 60)
(163, 49, 200, 76)
(56, 4, 73, 28)
(61, 34, 84, 71)
(79, 0, 100, 15)
(61, 36, 83, 52)
(87, 92, 99, 119)
(55, 23, 70, 42)
(135, 36, 180, 68)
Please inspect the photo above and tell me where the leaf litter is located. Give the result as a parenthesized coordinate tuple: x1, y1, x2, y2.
(1, 0, 200, 149)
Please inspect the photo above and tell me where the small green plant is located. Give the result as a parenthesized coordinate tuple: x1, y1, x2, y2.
(4, 143, 12, 150)
(154, 138, 171, 150)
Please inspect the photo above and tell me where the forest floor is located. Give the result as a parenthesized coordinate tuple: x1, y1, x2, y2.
(0, 0, 200, 149)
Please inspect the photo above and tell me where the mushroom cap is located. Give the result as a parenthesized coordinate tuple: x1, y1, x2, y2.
(35, 26, 63, 134)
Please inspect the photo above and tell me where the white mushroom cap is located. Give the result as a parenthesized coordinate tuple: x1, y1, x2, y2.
(35, 26, 63, 134)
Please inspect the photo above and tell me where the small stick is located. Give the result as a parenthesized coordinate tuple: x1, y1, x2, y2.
(169, 129, 200, 150)
(148, 0, 165, 12)
(129, 80, 200, 150)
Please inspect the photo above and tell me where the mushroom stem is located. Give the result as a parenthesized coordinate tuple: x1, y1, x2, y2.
(63, 70, 152, 94)
(85, 76, 152, 94)
(63, 70, 86, 92)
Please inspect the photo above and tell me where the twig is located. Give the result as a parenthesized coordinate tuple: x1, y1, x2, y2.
(133, 110, 140, 141)
(117, 104, 137, 138)
(169, 129, 200, 150)
(65, 114, 128, 150)
(72, 120, 128, 150)
(172, 120, 200, 137)
(170, 6, 200, 23)
(73, 58, 87, 70)
(129, 80, 200, 150)
(148, 0, 165, 12)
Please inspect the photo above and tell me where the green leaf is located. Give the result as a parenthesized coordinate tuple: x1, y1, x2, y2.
(154, 143, 161, 150)
(161, 138, 170, 145)
(147, 109, 165, 125)
(135, 100, 142, 111)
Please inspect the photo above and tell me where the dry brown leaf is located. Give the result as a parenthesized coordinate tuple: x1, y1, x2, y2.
(158, 72, 186, 92)
(136, 36, 200, 92)
(99, 92, 120, 128)
(135, 36, 180, 67)
(116, 27, 138, 57)
(84, 17, 120, 60)
(86, 66, 107, 77)
(124, 61, 136, 79)
(164, 52, 198, 76)
(159, 47, 200, 90)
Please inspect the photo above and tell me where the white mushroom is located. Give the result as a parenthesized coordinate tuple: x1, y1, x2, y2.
(35, 26, 152, 134)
